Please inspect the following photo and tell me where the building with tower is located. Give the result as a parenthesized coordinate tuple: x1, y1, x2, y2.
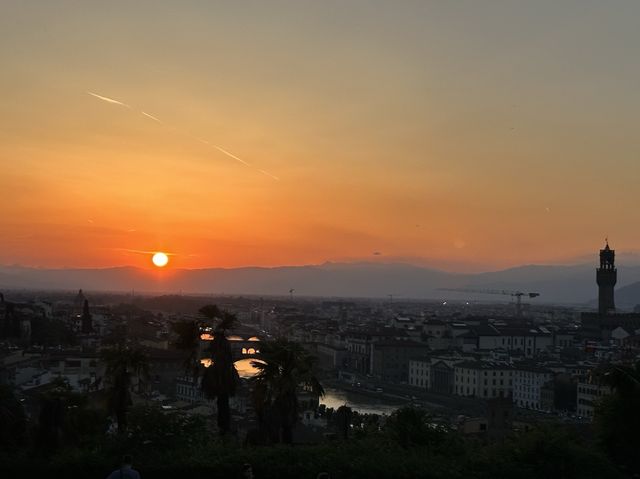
(596, 241, 616, 315)
(81, 299, 93, 334)
(582, 241, 640, 341)
(73, 289, 86, 316)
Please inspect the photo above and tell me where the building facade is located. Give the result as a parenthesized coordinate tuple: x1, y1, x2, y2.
(512, 365, 554, 410)
(408, 357, 431, 389)
(454, 361, 513, 399)
(576, 380, 612, 419)
(597, 242, 616, 315)
(370, 340, 427, 382)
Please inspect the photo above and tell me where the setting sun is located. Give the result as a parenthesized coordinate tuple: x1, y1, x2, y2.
(152, 252, 169, 267)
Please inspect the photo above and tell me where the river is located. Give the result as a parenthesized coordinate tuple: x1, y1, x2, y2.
(320, 387, 407, 416)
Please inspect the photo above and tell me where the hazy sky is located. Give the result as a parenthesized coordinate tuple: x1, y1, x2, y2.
(2, 1, 639, 272)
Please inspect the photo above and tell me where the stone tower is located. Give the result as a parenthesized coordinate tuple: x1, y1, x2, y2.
(596, 241, 616, 315)
(81, 299, 93, 334)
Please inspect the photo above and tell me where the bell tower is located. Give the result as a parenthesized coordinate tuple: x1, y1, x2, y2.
(596, 240, 616, 315)
(81, 299, 93, 334)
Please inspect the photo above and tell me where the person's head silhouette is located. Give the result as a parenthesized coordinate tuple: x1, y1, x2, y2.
(105, 454, 140, 479)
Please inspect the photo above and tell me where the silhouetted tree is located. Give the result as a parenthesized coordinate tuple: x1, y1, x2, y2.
(0, 384, 26, 449)
(335, 405, 352, 440)
(595, 361, 640, 474)
(384, 406, 446, 449)
(554, 374, 577, 412)
(34, 377, 104, 452)
(172, 318, 205, 378)
(35, 377, 74, 452)
(126, 403, 210, 452)
(102, 345, 149, 434)
(199, 305, 239, 436)
(251, 338, 324, 444)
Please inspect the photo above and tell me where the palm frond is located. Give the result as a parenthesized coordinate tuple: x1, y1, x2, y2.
(250, 338, 324, 440)
(199, 304, 222, 321)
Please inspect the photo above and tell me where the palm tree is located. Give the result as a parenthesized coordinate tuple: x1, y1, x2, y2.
(172, 318, 205, 378)
(250, 338, 324, 444)
(101, 345, 149, 434)
(199, 305, 240, 436)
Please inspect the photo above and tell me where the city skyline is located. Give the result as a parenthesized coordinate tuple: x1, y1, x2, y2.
(2, 3, 639, 476)
(3, 1, 640, 272)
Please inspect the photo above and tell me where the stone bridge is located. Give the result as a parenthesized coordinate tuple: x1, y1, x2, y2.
(199, 333, 262, 361)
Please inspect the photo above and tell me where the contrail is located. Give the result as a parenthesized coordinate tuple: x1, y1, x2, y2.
(258, 169, 280, 181)
(196, 137, 266, 171)
(87, 90, 279, 180)
(213, 145, 251, 167)
(141, 111, 163, 124)
(199, 137, 280, 176)
(87, 91, 131, 108)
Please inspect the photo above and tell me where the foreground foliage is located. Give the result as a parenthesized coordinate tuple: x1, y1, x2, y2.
(0, 402, 624, 479)
(199, 305, 240, 436)
(102, 345, 149, 433)
(595, 362, 640, 475)
(251, 338, 324, 444)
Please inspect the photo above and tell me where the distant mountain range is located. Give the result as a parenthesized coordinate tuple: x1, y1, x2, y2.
(2, 262, 640, 307)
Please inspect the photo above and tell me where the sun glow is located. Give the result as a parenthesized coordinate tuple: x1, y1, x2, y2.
(152, 252, 169, 267)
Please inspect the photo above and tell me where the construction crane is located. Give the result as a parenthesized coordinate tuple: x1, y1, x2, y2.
(438, 288, 540, 317)
(387, 294, 402, 305)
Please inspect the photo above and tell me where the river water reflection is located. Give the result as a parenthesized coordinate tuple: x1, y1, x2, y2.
(320, 387, 405, 416)
(201, 358, 265, 379)
(203, 359, 405, 415)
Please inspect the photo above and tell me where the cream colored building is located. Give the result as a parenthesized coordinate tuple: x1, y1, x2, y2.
(454, 361, 513, 399)
(576, 380, 612, 419)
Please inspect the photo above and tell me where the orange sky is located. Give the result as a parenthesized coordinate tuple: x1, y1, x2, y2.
(2, 1, 640, 272)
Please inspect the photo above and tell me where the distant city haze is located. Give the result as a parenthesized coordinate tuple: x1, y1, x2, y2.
(4, 260, 640, 307)
(2, 1, 640, 271)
